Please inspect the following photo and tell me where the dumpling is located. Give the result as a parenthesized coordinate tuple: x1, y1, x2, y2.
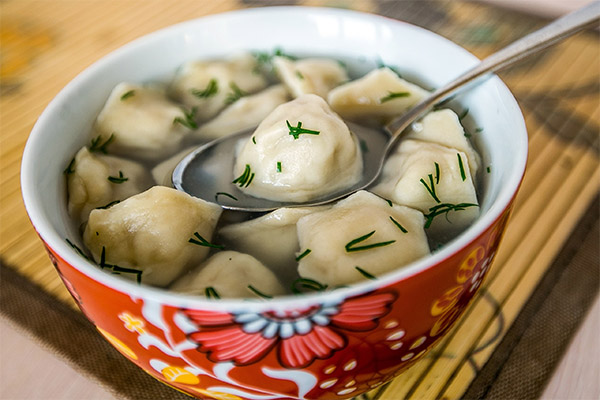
(94, 82, 191, 160)
(83, 186, 222, 287)
(405, 109, 481, 177)
(218, 206, 330, 284)
(233, 94, 363, 202)
(169, 53, 268, 122)
(151, 146, 196, 187)
(170, 251, 285, 299)
(371, 139, 479, 236)
(195, 85, 289, 140)
(67, 147, 153, 223)
(327, 67, 429, 123)
(296, 190, 430, 286)
(273, 56, 348, 99)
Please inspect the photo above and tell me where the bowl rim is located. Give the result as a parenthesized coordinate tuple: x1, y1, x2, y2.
(21, 5, 528, 312)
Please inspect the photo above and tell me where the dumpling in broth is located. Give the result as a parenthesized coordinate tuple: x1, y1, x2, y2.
(67, 147, 153, 223)
(171, 251, 285, 299)
(296, 190, 430, 286)
(94, 83, 191, 160)
(83, 186, 222, 287)
(273, 56, 348, 99)
(169, 53, 268, 122)
(327, 67, 429, 123)
(233, 94, 363, 202)
(195, 85, 289, 140)
(371, 139, 479, 236)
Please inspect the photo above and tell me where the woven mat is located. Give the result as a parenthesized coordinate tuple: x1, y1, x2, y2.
(1, 1, 599, 399)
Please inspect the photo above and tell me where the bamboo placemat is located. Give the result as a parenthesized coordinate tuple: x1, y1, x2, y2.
(1, 1, 598, 399)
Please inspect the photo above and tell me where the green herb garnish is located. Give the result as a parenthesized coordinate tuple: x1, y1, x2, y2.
(190, 79, 218, 99)
(173, 107, 198, 129)
(376, 59, 402, 77)
(380, 91, 410, 103)
(120, 90, 135, 100)
(66, 238, 91, 261)
(458, 108, 469, 121)
(420, 174, 441, 203)
(248, 285, 272, 299)
(345, 230, 395, 253)
(384, 198, 393, 207)
(487, 166, 491, 173)
(424, 203, 479, 228)
(107, 170, 128, 184)
(291, 277, 328, 294)
(295, 70, 304, 80)
(205, 287, 220, 299)
(215, 192, 238, 202)
(188, 232, 224, 249)
(434, 162, 440, 184)
(100, 246, 142, 284)
(89, 133, 115, 154)
(63, 157, 76, 175)
(96, 200, 120, 209)
(457, 153, 466, 181)
(276, 161, 282, 173)
(252, 136, 257, 144)
(295, 248, 311, 262)
(476, 127, 484, 133)
(355, 266, 377, 280)
(232, 164, 255, 188)
(389, 216, 408, 233)
(286, 120, 320, 140)
(360, 139, 369, 153)
(225, 82, 246, 105)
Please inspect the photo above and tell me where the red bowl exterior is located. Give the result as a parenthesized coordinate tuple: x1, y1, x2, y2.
(40, 200, 513, 400)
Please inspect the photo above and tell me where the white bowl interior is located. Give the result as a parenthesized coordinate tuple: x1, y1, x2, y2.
(21, 6, 527, 311)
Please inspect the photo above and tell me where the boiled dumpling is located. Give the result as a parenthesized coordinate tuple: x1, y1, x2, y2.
(233, 94, 363, 202)
(151, 146, 196, 187)
(83, 186, 222, 287)
(405, 109, 481, 177)
(218, 206, 330, 283)
(195, 85, 289, 140)
(170, 251, 285, 299)
(371, 139, 479, 236)
(273, 56, 348, 99)
(94, 82, 191, 160)
(327, 67, 429, 123)
(169, 53, 268, 122)
(67, 147, 153, 223)
(296, 190, 430, 286)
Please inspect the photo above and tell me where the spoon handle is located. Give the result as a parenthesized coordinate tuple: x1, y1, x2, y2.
(384, 2, 600, 146)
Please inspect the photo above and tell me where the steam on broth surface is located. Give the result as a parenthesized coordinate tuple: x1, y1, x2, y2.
(64, 50, 482, 299)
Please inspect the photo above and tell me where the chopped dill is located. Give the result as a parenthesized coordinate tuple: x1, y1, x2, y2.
(380, 91, 410, 103)
(420, 174, 441, 203)
(173, 107, 198, 129)
(424, 203, 478, 228)
(291, 277, 328, 294)
(63, 157, 76, 175)
(100, 246, 142, 284)
(376, 59, 402, 77)
(355, 266, 377, 280)
(360, 139, 369, 153)
(190, 79, 218, 99)
(458, 108, 469, 121)
(89, 133, 115, 154)
(276, 161, 282, 173)
(457, 153, 466, 181)
(286, 120, 320, 140)
(295, 248, 311, 262)
(225, 82, 246, 105)
(205, 287, 221, 299)
(295, 70, 304, 80)
(345, 230, 395, 253)
(120, 90, 135, 100)
(188, 232, 224, 249)
(487, 166, 491, 173)
(66, 238, 91, 261)
(434, 162, 440, 184)
(248, 285, 272, 299)
(107, 170, 128, 184)
(252, 136, 257, 144)
(476, 127, 484, 133)
(389, 216, 408, 233)
(96, 200, 120, 209)
(215, 192, 238, 202)
(232, 164, 255, 188)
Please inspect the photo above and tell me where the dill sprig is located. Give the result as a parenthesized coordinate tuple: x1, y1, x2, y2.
(458, 108, 469, 121)
(215, 192, 238, 202)
(248, 285, 272, 299)
(100, 246, 142, 284)
(225, 82, 246, 105)
(457, 153, 467, 181)
(376, 59, 402, 77)
(63, 157, 76, 175)
(205, 287, 220, 299)
(420, 174, 441, 203)
(120, 90, 135, 100)
(434, 162, 441, 184)
(380, 91, 410, 103)
(107, 170, 128, 184)
(286, 120, 320, 140)
(188, 232, 224, 249)
(295, 70, 304, 80)
(89, 133, 115, 154)
(345, 230, 395, 253)
(276, 161, 282, 173)
(424, 203, 478, 228)
(355, 266, 377, 280)
(232, 164, 255, 188)
(66, 238, 91, 261)
(96, 200, 120, 210)
(295, 248, 311, 262)
(190, 79, 218, 99)
(389, 216, 408, 233)
(291, 277, 328, 294)
(173, 107, 198, 129)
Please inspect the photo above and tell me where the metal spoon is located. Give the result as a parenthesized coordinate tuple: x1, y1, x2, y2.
(173, 3, 599, 212)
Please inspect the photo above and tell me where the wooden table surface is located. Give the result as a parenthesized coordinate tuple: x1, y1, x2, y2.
(1, 0, 598, 399)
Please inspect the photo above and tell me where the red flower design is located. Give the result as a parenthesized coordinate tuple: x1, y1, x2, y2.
(183, 291, 397, 368)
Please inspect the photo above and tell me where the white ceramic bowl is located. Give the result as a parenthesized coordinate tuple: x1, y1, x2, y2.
(22, 6, 527, 399)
